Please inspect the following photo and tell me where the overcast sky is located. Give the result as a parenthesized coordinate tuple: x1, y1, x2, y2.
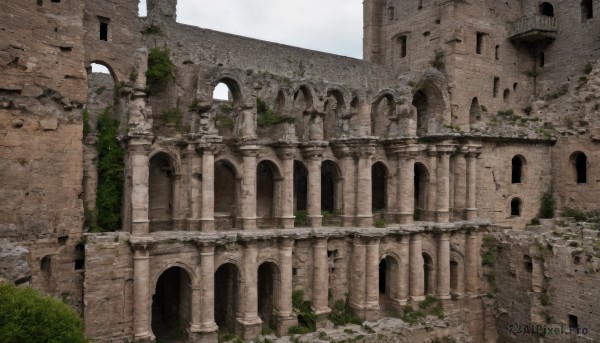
(140, 0, 364, 59)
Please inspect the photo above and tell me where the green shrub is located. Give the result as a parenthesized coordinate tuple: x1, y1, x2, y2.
(538, 189, 555, 219)
(481, 247, 498, 267)
(257, 98, 295, 128)
(530, 217, 541, 225)
(95, 107, 124, 231)
(328, 298, 361, 327)
(0, 284, 89, 343)
(374, 218, 387, 228)
(146, 46, 175, 93)
(82, 110, 91, 136)
(291, 290, 316, 333)
(401, 304, 425, 325)
(163, 108, 182, 130)
(540, 289, 549, 306)
(584, 63, 593, 75)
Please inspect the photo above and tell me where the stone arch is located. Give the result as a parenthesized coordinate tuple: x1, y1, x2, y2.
(257, 261, 282, 330)
(257, 159, 283, 227)
(511, 155, 526, 184)
(88, 60, 119, 84)
(371, 92, 395, 137)
(510, 197, 523, 217)
(539, 2, 554, 17)
(450, 250, 465, 296)
(323, 88, 347, 140)
(151, 262, 198, 291)
(273, 89, 288, 113)
(372, 161, 389, 212)
(148, 151, 181, 231)
(151, 266, 192, 341)
(411, 75, 448, 136)
(293, 84, 317, 141)
(294, 160, 308, 226)
(422, 251, 436, 295)
(214, 157, 240, 229)
(321, 160, 343, 216)
(414, 162, 430, 220)
(469, 97, 481, 124)
(379, 252, 402, 304)
(570, 151, 588, 184)
(503, 88, 510, 103)
(40, 255, 52, 277)
(212, 74, 245, 107)
(214, 262, 243, 333)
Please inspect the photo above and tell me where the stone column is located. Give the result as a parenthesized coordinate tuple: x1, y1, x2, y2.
(131, 240, 156, 341)
(386, 155, 399, 218)
(312, 237, 330, 317)
(349, 237, 366, 317)
(304, 147, 324, 228)
(436, 232, 451, 299)
(398, 235, 410, 303)
(83, 135, 98, 216)
(186, 145, 202, 231)
(453, 151, 467, 220)
(427, 147, 438, 221)
(333, 145, 355, 227)
(465, 231, 479, 295)
(409, 233, 425, 301)
(364, 237, 381, 321)
(398, 153, 415, 224)
(277, 239, 297, 334)
(355, 146, 375, 227)
(241, 241, 262, 337)
(466, 151, 478, 221)
(436, 146, 452, 223)
(129, 135, 152, 236)
(171, 174, 183, 230)
(200, 145, 216, 231)
(276, 146, 296, 228)
(239, 145, 260, 230)
(197, 243, 218, 333)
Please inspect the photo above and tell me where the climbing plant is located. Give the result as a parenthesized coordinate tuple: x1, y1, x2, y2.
(146, 46, 175, 93)
(95, 107, 124, 232)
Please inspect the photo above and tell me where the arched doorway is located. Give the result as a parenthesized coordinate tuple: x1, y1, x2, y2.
(257, 262, 280, 331)
(215, 263, 241, 333)
(294, 160, 308, 226)
(379, 255, 400, 308)
(257, 160, 281, 228)
(372, 162, 388, 213)
(423, 253, 435, 295)
(372, 94, 394, 137)
(149, 152, 176, 231)
(414, 163, 430, 221)
(469, 97, 481, 124)
(511, 155, 525, 184)
(321, 160, 342, 225)
(539, 2, 554, 17)
(413, 90, 428, 136)
(152, 267, 191, 341)
(214, 160, 238, 229)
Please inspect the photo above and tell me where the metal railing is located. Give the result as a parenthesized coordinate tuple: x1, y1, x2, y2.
(508, 15, 558, 38)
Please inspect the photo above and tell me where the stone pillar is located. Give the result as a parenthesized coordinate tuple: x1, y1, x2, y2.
(304, 147, 324, 228)
(398, 153, 415, 224)
(83, 135, 98, 216)
(465, 231, 479, 296)
(197, 243, 218, 335)
(398, 235, 410, 303)
(171, 174, 183, 230)
(200, 145, 216, 231)
(453, 151, 467, 220)
(131, 241, 156, 342)
(129, 135, 152, 236)
(386, 155, 399, 218)
(277, 239, 297, 334)
(276, 147, 296, 228)
(186, 145, 201, 231)
(355, 146, 375, 227)
(312, 238, 330, 317)
(239, 145, 259, 230)
(240, 241, 262, 338)
(334, 146, 356, 227)
(409, 233, 425, 301)
(466, 151, 478, 221)
(436, 232, 451, 299)
(364, 237, 381, 321)
(436, 146, 452, 223)
(427, 148, 438, 221)
(349, 237, 366, 316)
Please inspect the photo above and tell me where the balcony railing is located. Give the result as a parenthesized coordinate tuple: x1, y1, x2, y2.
(508, 15, 558, 42)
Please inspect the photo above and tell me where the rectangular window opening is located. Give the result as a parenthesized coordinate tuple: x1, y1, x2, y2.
(568, 315, 578, 329)
(476, 32, 485, 55)
(99, 17, 110, 41)
(493, 77, 499, 98)
(399, 36, 407, 58)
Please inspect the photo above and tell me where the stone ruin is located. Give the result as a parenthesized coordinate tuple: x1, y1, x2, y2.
(1, 0, 600, 342)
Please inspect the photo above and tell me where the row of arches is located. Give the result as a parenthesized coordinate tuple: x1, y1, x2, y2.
(147, 151, 435, 231)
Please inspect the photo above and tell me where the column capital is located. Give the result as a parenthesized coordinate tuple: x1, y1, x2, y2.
(195, 240, 216, 253)
(127, 135, 153, 154)
(436, 143, 456, 155)
(236, 144, 261, 157)
(273, 143, 298, 160)
(331, 141, 352, 159)
(300, 142, 328, 159)
(196, 142, 222, 155)
(130, 237, 158, 252)
(278, 237, 295, 249)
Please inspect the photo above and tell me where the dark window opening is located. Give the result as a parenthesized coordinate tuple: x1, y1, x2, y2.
(503, 89, 510, 102)
(99, 18, 109, 41)
(476, 32, 485, 54)
(540, 52, 545, 67)
(51, 0, 60, 3)
(495, 45, 500, 60)
(576, 153, 587, 183)
(510, 198, 522, 216)
(540, 2, 555, 17)
(58, 236, 68, 246)
(388, 6, 395, 21)
(41, 256, 52, 276)
(513, 83, 518, 91)
(493, 77, 499, 98)
(379, 259, 387, 294)
(569, 315, 578, 329)
(469, 97, 481, 123)
(523, 255, 533, 272)
(582, 0, 593, 20)
(75, 243, 85, 270)
(512, 156, 523, 183)
(399, 36, 407, 58)
(37, 0, 43, 6)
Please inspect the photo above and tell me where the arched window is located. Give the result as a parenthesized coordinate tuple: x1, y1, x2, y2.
(512, 155, 525, 184)
(540, 2, 554, 17)
(398, 35, 407, 58)
(469, 97, 481, 124)
(510, 198, 522, 216)
(503, 89, 510, 103)
(571, 152, 588, 184)
(582, 0, 593, 20)
(412, 90, 428, 136)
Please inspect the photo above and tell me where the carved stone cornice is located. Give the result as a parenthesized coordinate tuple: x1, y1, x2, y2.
(129, 237, 158, 252)
(271, 141, 299, 160)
